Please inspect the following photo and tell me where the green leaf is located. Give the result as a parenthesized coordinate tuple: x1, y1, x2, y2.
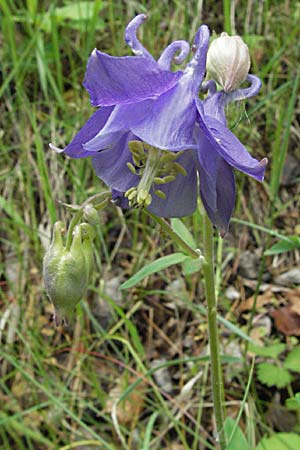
(141, 411, 159, 450)
(286, 393, 300, 411)
(257, 363, 292, 388)
(265, 236, 300, 255)
(243, 34, 265, 49)
(171, 218, 197, 249)
(249, 342, 286, 359)
(40, 2, 105, 32)
(182, 257, 203, 275)
(284, 347, 300, 372)
(120, 253, 188, 290)
(170, 219, 202, 275)
(255, 433, 300, 450)
(103, 296, 145, 357)
(53, 2, 102, 21)
(224, 417, 251, 450)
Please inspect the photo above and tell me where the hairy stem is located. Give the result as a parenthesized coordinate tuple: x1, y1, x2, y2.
(148, 209, 226, 448)
(202, 212, 226, 449)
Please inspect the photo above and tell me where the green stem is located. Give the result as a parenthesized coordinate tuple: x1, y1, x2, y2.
(146, 211, 200, 259)
(223, 0, 232, 34)
(202, 213, 226, 450)
(147, 209, 226, 448)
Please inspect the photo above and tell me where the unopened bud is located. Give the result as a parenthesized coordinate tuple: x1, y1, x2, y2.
(206, 32, 250, 92)
(43, 221, 94, 324)
(83, 204, 99, 226)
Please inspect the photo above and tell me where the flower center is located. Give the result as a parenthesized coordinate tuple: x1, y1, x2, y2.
(125, 141, 187, 208)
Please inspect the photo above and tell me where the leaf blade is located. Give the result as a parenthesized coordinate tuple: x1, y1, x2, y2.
(257, 363, 292, 388)
(120, 253, 188, 290)
(171, 218, 197, 249)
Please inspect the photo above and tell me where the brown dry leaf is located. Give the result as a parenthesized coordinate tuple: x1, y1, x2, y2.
(105, 376, 146, 426)
(238, 290, 275, 312)
(271, 306, 300, 336)
(285, 288, 300, 314)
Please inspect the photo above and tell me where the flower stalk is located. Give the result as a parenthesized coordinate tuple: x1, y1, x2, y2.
(65, 191, 111, 251)
(202, 212, 226, 449)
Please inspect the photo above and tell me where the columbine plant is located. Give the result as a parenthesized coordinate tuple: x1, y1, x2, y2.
(51, 13, 266, 235)
(46, 14, 267, 449)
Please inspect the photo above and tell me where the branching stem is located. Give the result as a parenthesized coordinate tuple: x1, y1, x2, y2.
(65, 191, 111, 251)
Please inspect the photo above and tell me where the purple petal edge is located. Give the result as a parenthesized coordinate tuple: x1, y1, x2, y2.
(51, 107, 113, 158)
(83, 50, 182, 107)
(196, 99, 268, 181)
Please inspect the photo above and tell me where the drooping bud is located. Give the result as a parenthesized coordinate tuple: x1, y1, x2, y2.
(83, 204, 99, 226)
(43, 221, 92, 324)
(206, 32, 250, 92)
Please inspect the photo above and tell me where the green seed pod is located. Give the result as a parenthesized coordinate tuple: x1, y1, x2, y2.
(79, 222, 96, 281)
(43, 222, 90, 324)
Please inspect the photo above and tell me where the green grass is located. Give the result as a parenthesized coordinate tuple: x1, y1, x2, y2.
(1, 1, 300, 449)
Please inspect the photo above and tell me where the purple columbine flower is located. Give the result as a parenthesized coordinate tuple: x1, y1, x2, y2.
(51, 14, 267, 235)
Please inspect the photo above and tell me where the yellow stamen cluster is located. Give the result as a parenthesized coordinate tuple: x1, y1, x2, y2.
(125, 141, 187, 209)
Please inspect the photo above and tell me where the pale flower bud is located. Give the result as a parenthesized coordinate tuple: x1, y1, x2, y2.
(83, 204, 99, 226)
(206, 32, 250, 92)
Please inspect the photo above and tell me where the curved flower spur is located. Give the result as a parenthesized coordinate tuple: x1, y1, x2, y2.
(51, 14, 267, 235)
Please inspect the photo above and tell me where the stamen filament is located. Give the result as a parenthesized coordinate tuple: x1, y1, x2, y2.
(125, 146, 161, 208)
(125, 142, 188, 209)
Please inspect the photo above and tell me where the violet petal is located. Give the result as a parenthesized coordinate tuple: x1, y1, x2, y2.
(198, 153, 236, 235)
(91, 132, 139, 191)
(188, 24, 210, 91)
(84, 100, 153, 151)
(196, 99, 267, 181)
(131, 76, 198, 151)
(147, 150, 198, 217)
(58, 106, 113, 158)
(83, 50, 182, 107)
(158, 40, 190, 70)
(124, 14, 154, 60)
(227, 74, 262, 104)
(111, 190, 129, 209)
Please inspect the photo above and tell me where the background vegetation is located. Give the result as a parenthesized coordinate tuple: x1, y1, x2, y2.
(0, 0, 300, 448)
